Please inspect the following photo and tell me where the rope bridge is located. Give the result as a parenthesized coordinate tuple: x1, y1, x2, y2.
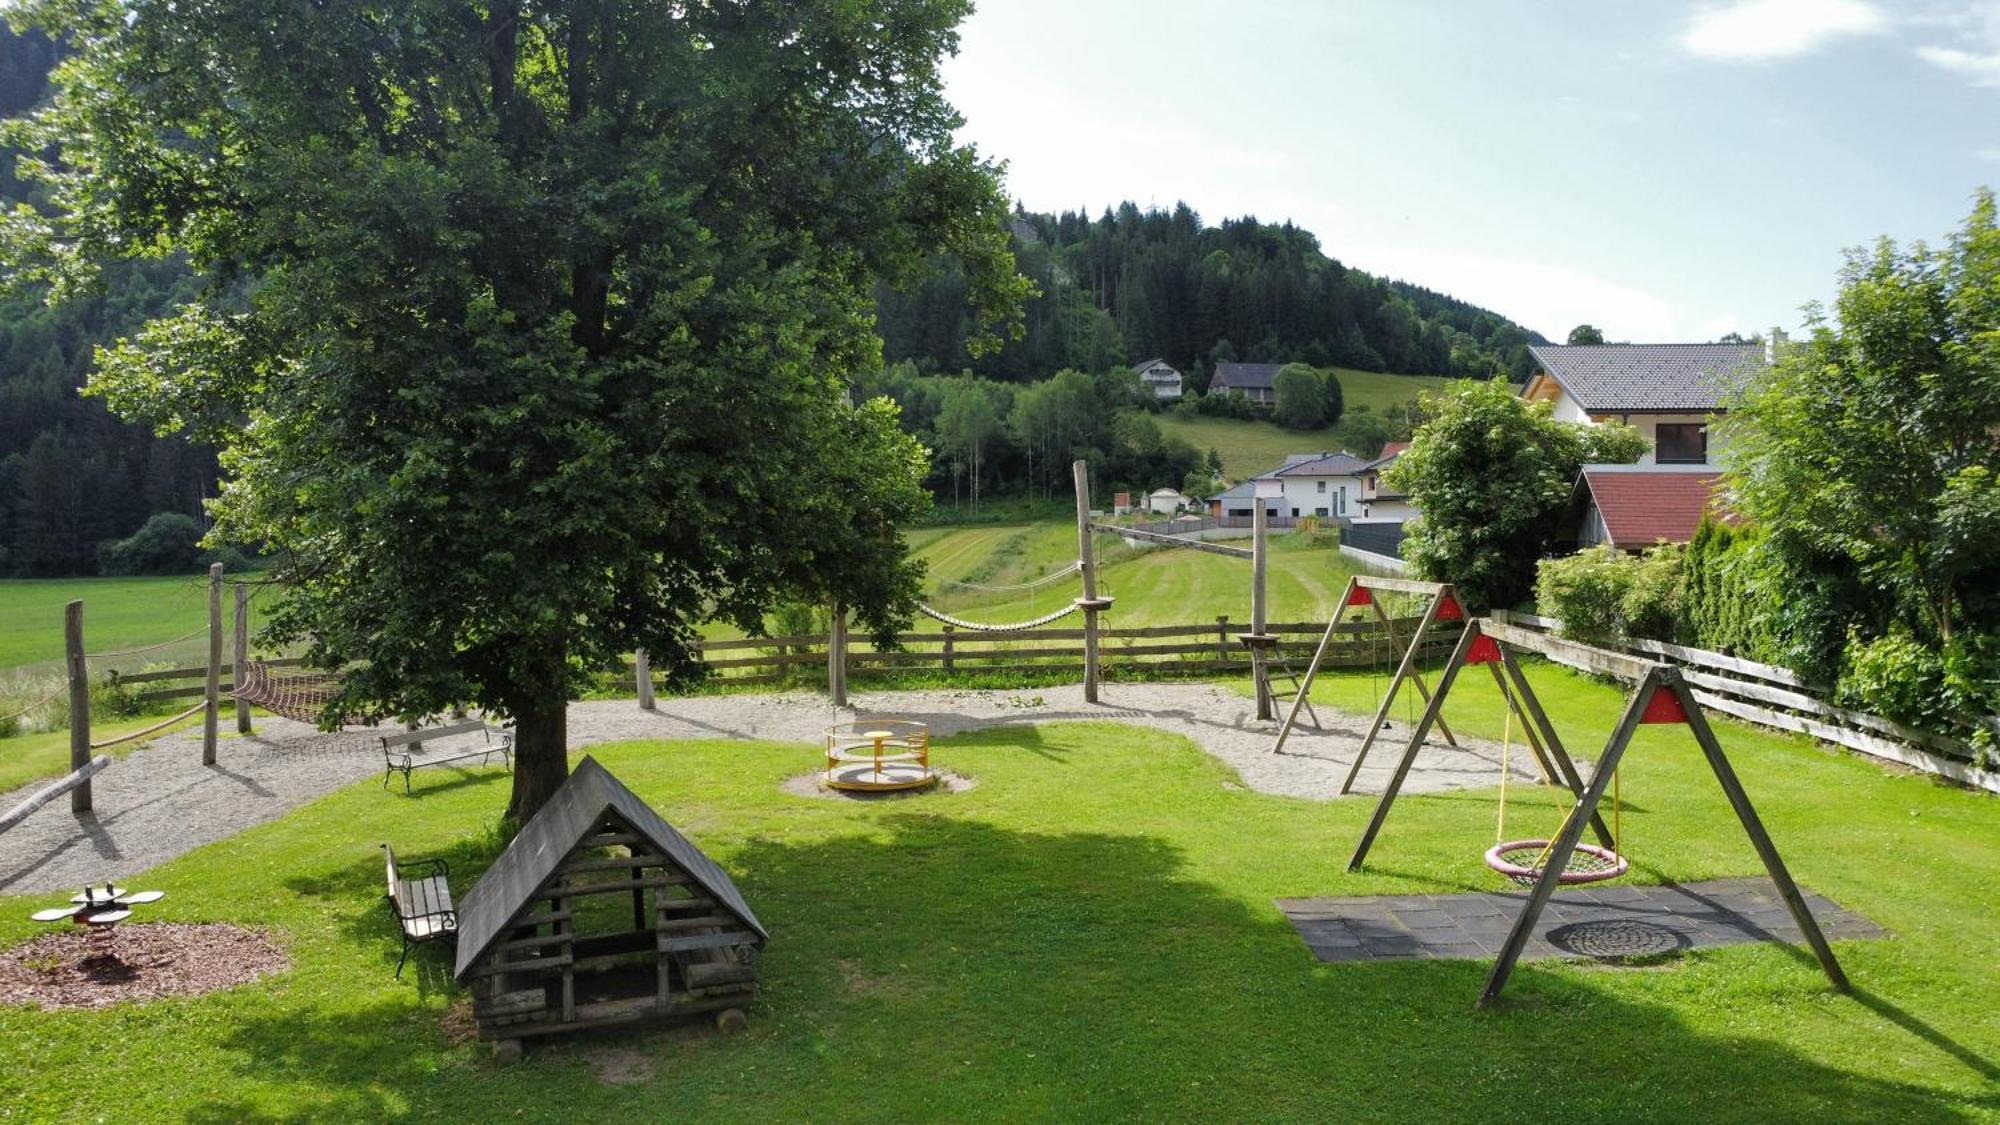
(232, 661, 351, 724)
(915, 601, 1082, 633)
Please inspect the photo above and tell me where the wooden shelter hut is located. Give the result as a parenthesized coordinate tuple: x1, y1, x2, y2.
(452, 756, 767, 1047)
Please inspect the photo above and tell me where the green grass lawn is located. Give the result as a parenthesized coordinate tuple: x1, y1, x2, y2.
(1, 660, 1993, 1120)
(0, 574, 230, 672)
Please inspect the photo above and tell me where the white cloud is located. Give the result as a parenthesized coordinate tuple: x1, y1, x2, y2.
(1918, 45, 2000, 84)
(1336, 243, 1688, 343)
(1681, 0, 1887, 60)
(1975, 144, 2000, 162)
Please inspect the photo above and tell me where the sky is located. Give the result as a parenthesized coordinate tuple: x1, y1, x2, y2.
(940, 0, 1994, 343)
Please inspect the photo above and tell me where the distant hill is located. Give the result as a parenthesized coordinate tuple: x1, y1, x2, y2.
(875, 202, 1546, 385)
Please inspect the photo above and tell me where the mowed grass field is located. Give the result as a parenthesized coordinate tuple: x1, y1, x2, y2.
(0, 573, 225, 671)
(1, 660, 1993, 1119)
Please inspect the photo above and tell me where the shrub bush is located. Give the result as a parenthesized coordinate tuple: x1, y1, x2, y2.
(1837, 631, 1948, 729)
(98, 513, 205, 576)
(1535, 544, 1684, 644)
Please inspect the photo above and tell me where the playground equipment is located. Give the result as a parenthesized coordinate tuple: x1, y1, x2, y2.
(1269, 575, 1472, 768)
(1486, 703, 1628, 886)
(824, 720, 936, 792)
(1348, 616, 1850, 1007)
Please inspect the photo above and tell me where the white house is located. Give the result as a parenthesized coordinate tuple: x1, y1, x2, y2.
(1146, 487, 1191, 515)
(1520, 342, 1769, 465)
(1205, 452, 1345, 520)
(1355, 443, 1415, 522)
(1270, 450, 1370, 519)
(1132, 358, 1185, 400)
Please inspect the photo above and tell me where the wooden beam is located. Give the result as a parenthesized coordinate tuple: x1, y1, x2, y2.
(1353, 575, 1452, 596)
(1088, 522, 1253, 559)
(1477, 666, 1659, 1006)
(203, 563, 222, 765)
(1348, 623, 1482, 870)
(1339, 586, 1457, 794)
(1270, 575, 1361, 754)
(1477, 618, 1658, 683)
(0, 756, 110, 835)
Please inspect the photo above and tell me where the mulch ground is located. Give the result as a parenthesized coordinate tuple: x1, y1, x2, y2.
(0, 923, 288, 1009)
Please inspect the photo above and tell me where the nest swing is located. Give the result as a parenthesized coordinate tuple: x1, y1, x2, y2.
(1485, 692, 1629, 887)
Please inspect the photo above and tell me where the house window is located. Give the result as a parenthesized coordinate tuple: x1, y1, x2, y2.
(1290, 507, 1299, 518)
(1316, 480, 1326, 493)
(1656, 423, 1707, 464)
(1315, 507, 1329, 518)
(1337, 487, 1347, 515)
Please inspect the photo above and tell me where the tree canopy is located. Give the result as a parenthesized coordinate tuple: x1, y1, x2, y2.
(4, 0, 1025, 819)
(1566, 324, 1606, 345)
(1720, 189, 2000, 727)
(1388, 378, 1645, 608)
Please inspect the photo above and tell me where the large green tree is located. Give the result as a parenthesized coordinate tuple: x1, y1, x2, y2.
(3, 0, 1027, 819)
(1388, 378, 1645, 608)
(1723, 189, 2000, 649)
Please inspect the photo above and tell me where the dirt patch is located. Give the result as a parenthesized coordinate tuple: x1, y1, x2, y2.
(780, 769, 977, 800)
(838, 958, 911, 999)
(0, 923, 287, 1009)
(586, 1045, 658, 1086)
(439, 997, 480, 1046)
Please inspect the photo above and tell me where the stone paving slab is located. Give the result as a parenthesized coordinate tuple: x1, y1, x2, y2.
(1278, 878, 1887, 964)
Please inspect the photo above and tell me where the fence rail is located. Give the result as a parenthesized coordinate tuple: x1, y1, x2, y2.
(1490, 610, 2000, 794)
(637, 616, 1452, 685)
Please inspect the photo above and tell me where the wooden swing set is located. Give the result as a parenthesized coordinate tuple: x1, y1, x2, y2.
(1269, 575, 1470, 769)
(1348, 616, 1851, 1007)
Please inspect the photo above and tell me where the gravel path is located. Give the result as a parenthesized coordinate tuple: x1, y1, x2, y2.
(0, 682, 1555, 895)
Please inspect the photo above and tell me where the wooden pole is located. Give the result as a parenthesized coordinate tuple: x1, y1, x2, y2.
(65, 600, 91, 813)
(1271, 575, 1361, 754)
(1368, 599, 1459, 747)
(1498, 647, 1616, 847)
(1339, 588, 1452, 794)
(1478, 668, 1658, 1006)
(1348, 622, 1480, 869)
(1677, 675, 1849, 993)
(2, 756, 110, 835)
(203, 562, 222, 766)
(233, 583, 252, 734)
(1073, 459, 1103, 703)
(1249, 499, 1272, 720)
(828, 603, 848, 708)
(634, 648, 656, 710)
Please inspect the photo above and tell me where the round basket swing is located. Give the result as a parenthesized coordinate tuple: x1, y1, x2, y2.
(1486, 699, 1629, 887)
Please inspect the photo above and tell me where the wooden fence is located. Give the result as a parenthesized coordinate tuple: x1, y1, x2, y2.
(1491, 610, 2000, 795)
(632, 616, 1452, 690)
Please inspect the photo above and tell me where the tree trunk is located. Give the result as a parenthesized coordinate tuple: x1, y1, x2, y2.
(505, 645, 571, 824)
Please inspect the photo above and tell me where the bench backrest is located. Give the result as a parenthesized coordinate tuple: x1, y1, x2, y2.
(380, 719, 496, 749)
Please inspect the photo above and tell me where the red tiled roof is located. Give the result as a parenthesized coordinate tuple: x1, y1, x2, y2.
(1581, 469, 1725, 548)
(1377, 442, 1410, 458)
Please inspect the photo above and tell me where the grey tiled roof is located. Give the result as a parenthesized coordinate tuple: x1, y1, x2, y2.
(1527, 344, 1763, 412)
(1274, 451, 1369, 477)
(1211, 361, 1285, 391)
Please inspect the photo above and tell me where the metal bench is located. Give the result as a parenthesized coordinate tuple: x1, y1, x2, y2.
(383, 843, 456, 977)
(380, 719, 513, 793)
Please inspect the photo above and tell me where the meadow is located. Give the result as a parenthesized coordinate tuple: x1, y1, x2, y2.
(1, 658, 1993, 1120)
(1158, 368, 1457, 480)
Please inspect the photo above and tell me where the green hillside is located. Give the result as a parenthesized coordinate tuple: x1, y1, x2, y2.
(1160, 369, 1451, 481)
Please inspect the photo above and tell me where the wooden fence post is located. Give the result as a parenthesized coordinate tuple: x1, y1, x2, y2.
(1242, 500, 1278, 720)
(1216, 616, 1230, 662)
(1072, 459, 1113, 703)
(828, 603, 848, 708)
(634, 648, 656, 710)
(233, 583, 252, 734)
(65, 600, 91, 813)
(941, 626, 955, 675)
(203, 562, 222, 766)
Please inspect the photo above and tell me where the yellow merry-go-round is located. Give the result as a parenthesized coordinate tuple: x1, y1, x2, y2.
(823, 719, 937, 792)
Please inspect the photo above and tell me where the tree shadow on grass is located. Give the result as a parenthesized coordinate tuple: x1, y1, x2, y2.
(175, 815, 1995, 1122)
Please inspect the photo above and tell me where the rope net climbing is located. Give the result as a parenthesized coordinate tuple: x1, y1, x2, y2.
(231, 662, 352, 725)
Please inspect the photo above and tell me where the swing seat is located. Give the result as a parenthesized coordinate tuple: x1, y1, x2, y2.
(1484, 840, 1628, 887)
